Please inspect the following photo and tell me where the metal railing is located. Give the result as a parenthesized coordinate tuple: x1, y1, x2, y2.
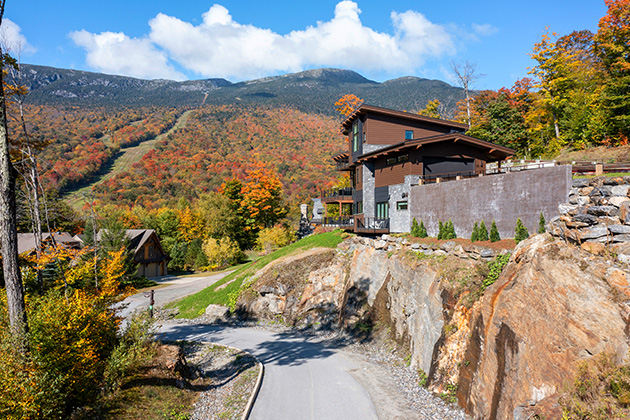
(420, 170, 478, 183)
(336, 159, 351, 170)
(355, 217, 390, 233)
(322, 216, 354, 227)
(322, 187, 353, 199)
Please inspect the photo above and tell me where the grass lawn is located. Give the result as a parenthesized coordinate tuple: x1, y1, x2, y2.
(169, 230, 346, 318)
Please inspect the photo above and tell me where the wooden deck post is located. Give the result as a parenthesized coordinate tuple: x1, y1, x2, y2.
(595, 162, 604, 176)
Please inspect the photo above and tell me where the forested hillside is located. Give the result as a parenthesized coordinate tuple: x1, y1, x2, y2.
(91, 105, 343, 208)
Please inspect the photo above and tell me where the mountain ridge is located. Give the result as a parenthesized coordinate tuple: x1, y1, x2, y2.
(14, 64, 465, 115)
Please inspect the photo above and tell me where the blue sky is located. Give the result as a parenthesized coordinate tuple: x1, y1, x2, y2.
(5, 0, 607, 90)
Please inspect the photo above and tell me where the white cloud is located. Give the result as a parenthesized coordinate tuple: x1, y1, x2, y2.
(70, 1, 487, 81)
(472, 23, 498, 36)
(69, 30, 186, 80)
(0, 19, 36, 55)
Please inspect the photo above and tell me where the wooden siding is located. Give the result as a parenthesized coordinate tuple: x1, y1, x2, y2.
(364, 112, 453, 145)
(374, 149, 423, 188)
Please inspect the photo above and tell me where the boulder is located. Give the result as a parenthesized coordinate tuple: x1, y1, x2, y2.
(572, 213, 597, 225)
(558, 204, 578, 215)
(577, 225, 609, 240)
(458, 235, 630, 420)
(205, 304, 229, 321)
(609, 196, 630, 208)
(608, 224, 630, 235)
(572, 178, 590, 188)
(612, 185, 630, 197)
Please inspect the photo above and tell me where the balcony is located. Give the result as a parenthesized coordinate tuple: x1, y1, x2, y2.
(322, 216, 354, 228)
(321, 187, 353, 204)
(355, 217, 390, 234)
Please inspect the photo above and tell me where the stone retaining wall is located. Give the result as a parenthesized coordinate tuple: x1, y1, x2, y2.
(549, 176, 630, 263)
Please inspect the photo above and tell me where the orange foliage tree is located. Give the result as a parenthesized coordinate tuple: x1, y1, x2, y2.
(241, 165, 286, 231)
(335, 94, 363, 117)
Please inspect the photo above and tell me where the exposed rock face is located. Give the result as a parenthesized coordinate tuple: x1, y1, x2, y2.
(458, 234, 630, 420)
(236, 234, 630, 420)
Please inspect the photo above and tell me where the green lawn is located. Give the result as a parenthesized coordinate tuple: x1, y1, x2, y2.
(170, 230, 346, 318)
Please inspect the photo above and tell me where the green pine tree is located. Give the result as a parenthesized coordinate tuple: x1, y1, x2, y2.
(418, 220, 428, 238)
(438, 221, 444, 240)
(478, 220, 489, 241)
(538, 212, 546, 234)
(490, 220, 500, 242)
(411, 217, 421, 237)
(446, 220, 456, 239)
(514, 218, 529, 244)
(471, 222, 479, 242)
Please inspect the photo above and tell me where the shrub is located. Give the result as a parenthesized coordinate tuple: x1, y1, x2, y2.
(560, 352, 630, 419)
(411, 218, 428, 238)
(443, 220, 457, 240)
(482, 253, 511, 290)
(478, 221, 489, 241)
(490, 220, 500, 242)
(538, 212, 546, 234)
(256, 225, 297, 254)
(202, 237, 244, 269)
(437, 221, 445, 240)
(514, 218, 530, 244)
(471, 222, 479, 242)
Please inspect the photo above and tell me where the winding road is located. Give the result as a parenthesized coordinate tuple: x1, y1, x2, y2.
(121, 275, 418, 420)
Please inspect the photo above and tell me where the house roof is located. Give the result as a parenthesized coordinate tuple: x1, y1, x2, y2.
(98, 229, 167, 258)
(340, 104, 469, 135)
(17, 232, 81, 255)
(355, 132, 515, 163)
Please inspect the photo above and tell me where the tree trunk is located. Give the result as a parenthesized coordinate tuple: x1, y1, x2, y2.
(0, 52, 28, 341)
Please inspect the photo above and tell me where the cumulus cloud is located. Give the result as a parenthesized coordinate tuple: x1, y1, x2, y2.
(0, 19, 36, 55)
(69, 30, 186, 80)
(70, 1, 490, 81)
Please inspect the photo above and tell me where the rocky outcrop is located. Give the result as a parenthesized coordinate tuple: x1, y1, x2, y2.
(236, 233, 630, 420)
(458, 234, 630, 420)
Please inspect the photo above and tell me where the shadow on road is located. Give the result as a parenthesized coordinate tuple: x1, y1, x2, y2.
(158, 322, 349, 367)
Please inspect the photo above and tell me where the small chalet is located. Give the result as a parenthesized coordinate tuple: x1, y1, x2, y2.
(326, 104, 515, 234)
(17, 232, 82, 255)
(97, 229, 170, 278)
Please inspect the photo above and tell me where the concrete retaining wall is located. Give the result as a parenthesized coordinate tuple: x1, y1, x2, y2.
(408, 165, 572, 238)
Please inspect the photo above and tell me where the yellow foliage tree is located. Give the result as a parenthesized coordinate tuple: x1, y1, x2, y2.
(335, 94, 364, 117)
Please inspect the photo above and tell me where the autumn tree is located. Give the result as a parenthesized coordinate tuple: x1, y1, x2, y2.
(241, 166, 286, 232)
(418, 99, 442, 119)
(451, 61, 484, 125)
(335, 94, 363, 117)
(594, 0, 630, 143)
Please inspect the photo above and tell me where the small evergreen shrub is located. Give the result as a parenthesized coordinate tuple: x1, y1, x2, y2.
(411, 218, 421, 237)
(514, 218, 529, 244)
(471, 222, 479, 242)
(538, 212, 546, 234)
(478, 221, 489, 241)
(445, 220, 457, 239)
(418, 220, 428, 238)
(438, 221, 445, 240)
(490, 220, 500, 242)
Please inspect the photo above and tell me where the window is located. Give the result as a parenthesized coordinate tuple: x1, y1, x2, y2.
(396, 201, 408, 210)
(386, 157, 396, 166)
(355, 201, 363, 214)
(405, 130, 414, 140)
(353, 123, 359, 152)
(376, 202, 389, 219)
(398, 154, 409, 163)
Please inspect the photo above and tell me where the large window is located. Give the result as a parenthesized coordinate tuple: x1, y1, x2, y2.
(376, 202, 389, 219)
(355, 201, 363, 214)
(353, 123, 359, 152)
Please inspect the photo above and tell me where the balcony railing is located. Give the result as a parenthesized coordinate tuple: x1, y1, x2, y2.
(355, 217, 389, 234)
(336, 159, 351, 170)
(322, 216, 354, 227)
(321, 187, 354, 203)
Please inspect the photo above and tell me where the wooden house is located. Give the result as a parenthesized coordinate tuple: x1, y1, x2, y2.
(328, 104, 515, 233)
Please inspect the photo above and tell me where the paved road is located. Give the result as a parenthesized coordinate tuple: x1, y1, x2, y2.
(117, 272, 231, 320)
(159, 323, 382, 420)
(121, 273, 416, 419)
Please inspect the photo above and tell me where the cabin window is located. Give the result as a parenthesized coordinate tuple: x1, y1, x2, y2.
(353, 123, 359, 152)
(398, 154, 409, 163)
(396, 201, 408, 210)
(405, 130, 414, 140)
(376, 202, 389, 219)
(355, 201, 363, 214)
(386, 157, 396, 166)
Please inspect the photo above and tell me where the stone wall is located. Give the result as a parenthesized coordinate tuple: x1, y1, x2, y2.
(409, 165, 572, 239)
(549, 176, 630, 263)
